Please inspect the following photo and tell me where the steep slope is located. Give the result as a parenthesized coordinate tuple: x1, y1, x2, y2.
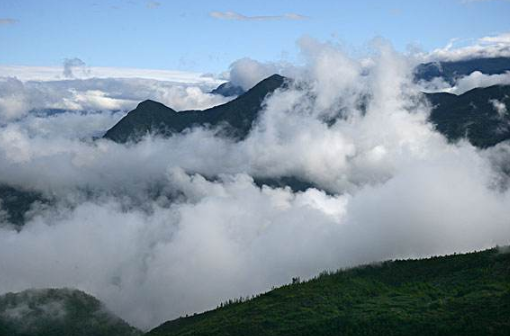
(103, 74, 285, 143)
(148, 248, 510, 336)
(0, 288, 141, 336)
(426, 85, 510, 148)
(415, 57, 510, 83)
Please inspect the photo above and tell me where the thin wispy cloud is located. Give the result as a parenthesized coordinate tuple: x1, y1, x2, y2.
(0, 18, 17, 25)
(146, 1, 161, 9)
(209, 11, 309, 21)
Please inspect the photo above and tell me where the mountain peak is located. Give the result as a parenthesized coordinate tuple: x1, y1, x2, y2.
(103, 74, 287, 143)
(136, 99, 171, 110)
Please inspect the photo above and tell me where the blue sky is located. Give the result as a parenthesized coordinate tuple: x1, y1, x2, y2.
(1, 0, 510, 73)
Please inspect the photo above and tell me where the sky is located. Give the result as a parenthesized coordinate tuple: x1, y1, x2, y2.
(1, 0, 510, 73)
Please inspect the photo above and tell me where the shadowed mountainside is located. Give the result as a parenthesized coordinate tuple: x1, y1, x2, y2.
(103, 75, 510, 149)
(427, 85, 510, 148)
(103, 74, 285, 143)
(0, 288, 141, 336)
(415, 57, 510, 83)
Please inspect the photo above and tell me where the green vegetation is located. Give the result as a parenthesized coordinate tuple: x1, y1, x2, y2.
(148, 248, 510, 336)
(0, 288, 141, 336)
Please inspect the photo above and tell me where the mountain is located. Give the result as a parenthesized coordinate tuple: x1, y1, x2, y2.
(211, 81, 245, 97)
(0, 185, 46, 228)
(104, 74, 510, 149)
(0, 288, 141, 336)
(103, 74, 285, 143)
(147, 247, 510, 336)
(426, 85, 510, 148)
(415, 57, 510, 83)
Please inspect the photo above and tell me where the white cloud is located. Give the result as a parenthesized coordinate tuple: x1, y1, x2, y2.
(0, 64, 221, 84)
(490, 98, 508, 117)
(0, 38, 510, 331)
(425, 32, 510, 62)
(419, 71, 510, 94)
(0, 77, 230, 123)
(227, 58, 283, 90)
(62, 58, 89, 79)
(210, 11, 308, 21)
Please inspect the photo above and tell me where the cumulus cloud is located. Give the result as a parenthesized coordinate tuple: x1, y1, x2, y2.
(490, 98, 508, 117)
(210, 11, 308, 21)
(228, 58, 283, 90)
(62, 58, 89, 79)
(1, 37, 510, 331)
(226, 58, 300, 91)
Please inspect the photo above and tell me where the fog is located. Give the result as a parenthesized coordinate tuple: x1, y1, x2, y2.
(0, 38, 509, 330)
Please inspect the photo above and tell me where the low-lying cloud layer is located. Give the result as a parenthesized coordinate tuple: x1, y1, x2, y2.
(0, 38, 509, 331)
(419, 71, 510, 94)
(0, 76, 230, 123)
(425, 33, 510, 61)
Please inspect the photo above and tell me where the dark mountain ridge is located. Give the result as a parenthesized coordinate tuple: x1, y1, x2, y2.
(415, 56, 510, 83)
(427, 85, 510, 148)
(103, 74, 285, 143)
(104, 75, 510, 149)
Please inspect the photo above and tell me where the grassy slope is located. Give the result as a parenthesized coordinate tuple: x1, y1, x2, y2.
(148, 248, 510, 336)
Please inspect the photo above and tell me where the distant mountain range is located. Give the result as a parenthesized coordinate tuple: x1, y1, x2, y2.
(415, 56, 510, 83)
(104, 76, 510, 149)
(428, 85, 510, 148)
(209, 56, 510, 97)
(148, 247, 510, 336)
(0, 288, 141, 336)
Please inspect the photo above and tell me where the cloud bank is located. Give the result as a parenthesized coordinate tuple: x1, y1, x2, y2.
(418, 71, 510, 94)
(0, 38, 509, 332)
(0, 77, 230, 123)
(426, 33, 510, 62)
